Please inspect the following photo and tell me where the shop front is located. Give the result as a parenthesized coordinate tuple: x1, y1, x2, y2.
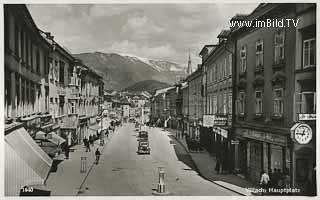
(235, 127, 290, 184)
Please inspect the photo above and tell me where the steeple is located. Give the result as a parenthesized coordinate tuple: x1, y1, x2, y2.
(187, 51, 192, 75)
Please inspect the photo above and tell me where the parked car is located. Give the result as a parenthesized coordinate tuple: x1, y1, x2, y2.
(138, 140, 150, 154)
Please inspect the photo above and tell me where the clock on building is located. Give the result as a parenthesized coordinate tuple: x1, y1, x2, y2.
(291, 123, 313, 145)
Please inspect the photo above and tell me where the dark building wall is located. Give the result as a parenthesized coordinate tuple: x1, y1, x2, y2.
(235, 10, 296, 129)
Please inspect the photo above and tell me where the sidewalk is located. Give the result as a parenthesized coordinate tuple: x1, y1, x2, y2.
(42, 130, 116, 196)
(165, 128, 258, 196)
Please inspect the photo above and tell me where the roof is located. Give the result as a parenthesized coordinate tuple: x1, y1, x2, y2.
(154, 86, 175, 97)
(217, 29, 231, 38)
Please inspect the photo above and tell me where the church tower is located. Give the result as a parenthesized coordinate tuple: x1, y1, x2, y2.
(187, 51, 192, 75)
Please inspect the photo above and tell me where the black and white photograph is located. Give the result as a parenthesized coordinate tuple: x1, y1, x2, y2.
(3, 1, 317, 197)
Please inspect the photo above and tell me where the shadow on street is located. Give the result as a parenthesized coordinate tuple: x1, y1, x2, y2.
(168, 135, 198, 172)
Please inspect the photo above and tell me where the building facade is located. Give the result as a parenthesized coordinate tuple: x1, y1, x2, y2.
(200, 30, 234, 171)
(186, 66, 203, 141)
(292, 4, 316, 195)
(4, 4, 53, 195)
(232, 4, 297, 185)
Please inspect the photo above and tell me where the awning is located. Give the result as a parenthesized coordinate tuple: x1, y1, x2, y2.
(47, 132, 66, 146)
(35, 131, 46, 140)
(5, 127, 53, 196)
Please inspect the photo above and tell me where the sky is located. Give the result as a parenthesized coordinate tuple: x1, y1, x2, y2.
(27, 3, 258, 68)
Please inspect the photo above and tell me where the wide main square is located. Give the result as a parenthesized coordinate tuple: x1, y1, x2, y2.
(3, 3, 317, 197)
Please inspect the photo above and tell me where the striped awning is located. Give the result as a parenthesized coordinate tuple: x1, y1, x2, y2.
(47, 132, 66, 146)
(5, 127, 53, 196)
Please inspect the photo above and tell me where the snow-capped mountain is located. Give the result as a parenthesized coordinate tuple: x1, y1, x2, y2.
(73, 52, 187, 91)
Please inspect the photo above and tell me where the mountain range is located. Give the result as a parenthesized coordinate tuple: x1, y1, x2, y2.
(73, 52, 187, 91)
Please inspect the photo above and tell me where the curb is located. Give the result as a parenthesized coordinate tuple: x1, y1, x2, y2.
(76, 128, 117, 195)
(170, 133, 248, 196)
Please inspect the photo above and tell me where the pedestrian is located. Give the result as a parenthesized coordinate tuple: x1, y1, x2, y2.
(260, 170, 270, 193)
(86, 140, 91, 152)
(65, 145, 70, 159)
(105, 129, 109, 138)
(215, 158, 221, 174)
(83, 137, 87, 148)
(95, 148, 101, 164)
(89, 135, 94, 147)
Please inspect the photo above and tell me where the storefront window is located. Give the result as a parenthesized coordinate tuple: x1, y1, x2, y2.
(270, 144, 283, 171)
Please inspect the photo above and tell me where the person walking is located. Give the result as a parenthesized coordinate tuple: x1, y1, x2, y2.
(95, 148, 101, 164)
(260, 170, 270, 194)
(64, 144, 70, 159)
(89, 135, 94, 147)
(85, 139, 91, 152)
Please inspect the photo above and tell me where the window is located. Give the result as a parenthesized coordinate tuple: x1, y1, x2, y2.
(256, 39, 263, 67)
(213, 96, 217, 114)
(296, 92, 316, 114)
(229, 54, 232, 76)
(255, 90, 263, 115)
(238, 92, 245, 115)
(36, 48, 40, 74)
(303, 38, 315, 68)
(228, 94, 232, 114)
(55, 60, 59, 81)
(213, 64, 216, 82)
(59, 61, 65, 84)
(274, 30, 285, 64)
(223, 93, 227, 115)
(70, 101, 76, 114)
(26, 37, 29, 68)
(20, 29, 24, 63)
(59, 96, 64, 116)
(240, 46, 246, 73)
(14, 25, 19, 57)
(30, 43, 33, 71)
(273, 88, 283, 116)
(16, 74, 20, 116)
(218, 94, 222, 114)
(222, 58, 226, 78)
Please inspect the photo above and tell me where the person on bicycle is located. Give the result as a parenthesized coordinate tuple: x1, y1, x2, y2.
(95, 148, 101, 164)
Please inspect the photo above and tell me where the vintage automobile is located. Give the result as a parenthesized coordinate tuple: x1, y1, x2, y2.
(135, 123, 140, 131)
(138, 140, 150, 154)
(138, 130, 148, 139)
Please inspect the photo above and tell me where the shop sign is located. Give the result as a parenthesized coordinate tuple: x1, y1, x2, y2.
(237, 128, 287, 146)
(203, 115, 215, 127)
(231, 140, 239, 145)
(298, 113, 316, 121)
(212, 127, 228, 138)
(213, 115, 228, 126)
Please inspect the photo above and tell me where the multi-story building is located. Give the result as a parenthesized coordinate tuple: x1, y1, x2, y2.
(185, 65, 203, 140)
(44, 35, 76, 145)
(292, 4, 316, 195)
(199, 30, 234, 170)
(4, 4, 53, 196)
(181, 82, 189, 136)
(232, 3, 297, 185)
(76, 60, 104, 143)
(150, 87, 174, 126)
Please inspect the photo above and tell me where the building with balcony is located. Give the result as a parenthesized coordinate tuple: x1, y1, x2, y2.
(199, 29, 234, 171)
(232, 3, 297, 185)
